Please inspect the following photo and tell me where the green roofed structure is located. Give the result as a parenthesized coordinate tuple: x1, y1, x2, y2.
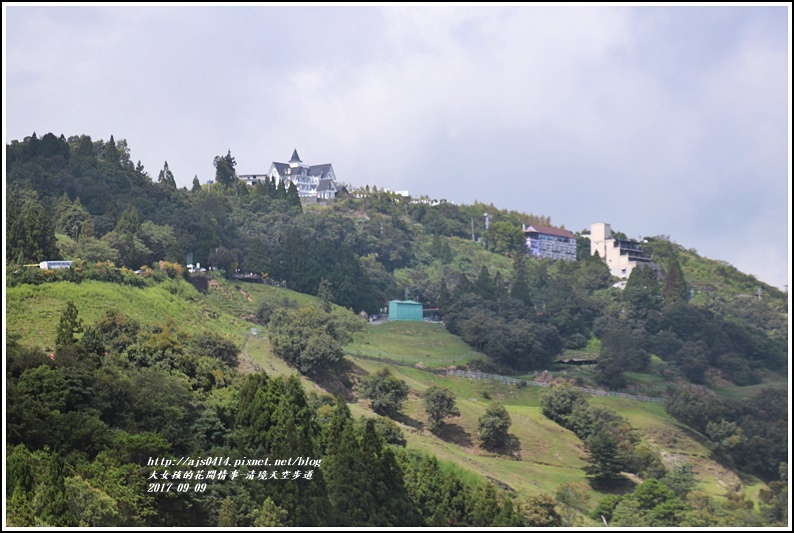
(388, 300, 423, 321)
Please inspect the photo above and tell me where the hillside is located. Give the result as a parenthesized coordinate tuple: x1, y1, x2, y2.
(5, 132, 788, 527)
(5, 274, 786, 526)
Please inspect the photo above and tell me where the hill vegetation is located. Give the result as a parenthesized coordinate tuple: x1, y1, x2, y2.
(5, 132, 788, 527)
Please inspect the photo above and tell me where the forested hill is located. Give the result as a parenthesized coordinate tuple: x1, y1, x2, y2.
(6, 132, 787, 384)
(5, 133, 789, 527)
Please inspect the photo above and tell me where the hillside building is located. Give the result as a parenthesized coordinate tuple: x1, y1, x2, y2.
(238, 149, 338, 200)
(590, 222, 658, 279)
(388, 300, 424, 321)
(523, 224, 577, 261)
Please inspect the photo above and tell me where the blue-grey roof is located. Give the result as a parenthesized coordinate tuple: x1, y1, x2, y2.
(289, 149, 302, 163)
(317, 178, 336, 191)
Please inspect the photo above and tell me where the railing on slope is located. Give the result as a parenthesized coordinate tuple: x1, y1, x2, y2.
(445, 369, 667, 403)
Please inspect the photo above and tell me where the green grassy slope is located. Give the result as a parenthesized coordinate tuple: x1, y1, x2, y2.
(5, 274, 773, 510)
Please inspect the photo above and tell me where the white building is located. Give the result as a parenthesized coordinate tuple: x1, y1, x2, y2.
(238, 149, 338, 200)
(590, 222, 658, 279)
(271, 149, 337, 199)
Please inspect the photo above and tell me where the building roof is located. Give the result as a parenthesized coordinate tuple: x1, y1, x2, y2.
(525, 225, 576, 239)
(317, 178, 336, 192)
(289, 149, 302, 164)
(271, 162, 289, 174)
(271, 161, 334, 179)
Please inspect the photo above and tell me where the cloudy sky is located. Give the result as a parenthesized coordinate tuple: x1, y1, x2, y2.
(4, 5, 791, 289)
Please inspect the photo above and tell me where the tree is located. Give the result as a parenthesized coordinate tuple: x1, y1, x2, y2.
(56, 301, 83, 350)
(37, 452, 77, 526)
(213, 150, 237, 188)
(208, 246, 237, 275)
(510, 252, 532, 305)
(191, 175, 202, 192)
(157, 161, 176, 188)
(103, 134, 120, 165)
(253, 497, 288, 527)
(430, 234, 453, 264)
(56, 195, 94, 241)
(286, 181, 302, 207)
(477, 402, 512, 450)
(114, 206, 141, 235)
(189, 331, 240, 367)
(522, 493, 562, 527)
(486, 221, 525, 255)
(555, 481, 590, 526)
(7, 189, 59, 263)
(623, 265, 661, 311)
(662, 257, 688, 304)
(360, 368, 409, 417)
(422, 386, 460, 431)
(268, 306, 354, 374)
(583, 431, 625, 488)
(217, 496, 238, 527)
(317, 277, 334, 311)
(540, 382, 588, 425)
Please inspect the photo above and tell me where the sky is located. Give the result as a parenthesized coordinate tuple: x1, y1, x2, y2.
(4, 4, 791, 289)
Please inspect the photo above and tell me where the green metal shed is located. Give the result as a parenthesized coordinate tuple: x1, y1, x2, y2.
(388, 300, 423, 321)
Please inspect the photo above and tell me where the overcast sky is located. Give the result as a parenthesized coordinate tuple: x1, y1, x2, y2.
(4, 5, 791, 289)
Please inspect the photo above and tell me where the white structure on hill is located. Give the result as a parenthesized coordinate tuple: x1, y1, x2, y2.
(238, 149, 338, 200)
(590, 222, 657, 279)
(271, 149, 337, 199)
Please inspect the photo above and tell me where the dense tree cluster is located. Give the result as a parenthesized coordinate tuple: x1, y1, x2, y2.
(268, 305, 364, 375)
(665, 385, 787, 481)
(440, 254, 610, 371)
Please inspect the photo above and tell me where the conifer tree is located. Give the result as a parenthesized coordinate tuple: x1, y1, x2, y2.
(662, 257, 688, 304)
(276, 178, 287, 199)
(510, 253, 531, 305)
(103, 135, 120, 165)
(216, 497, 238, 527)
(583, 431, 625, 488)
(253, 497, 287, 526)
(287, 181, 302, 207)
(55, 301, 83, 350)
(157, 161, 176, 188)
(38, 453, 76, 526)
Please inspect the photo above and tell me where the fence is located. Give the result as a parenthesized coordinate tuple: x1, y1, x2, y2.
(445, 370, 667, 403)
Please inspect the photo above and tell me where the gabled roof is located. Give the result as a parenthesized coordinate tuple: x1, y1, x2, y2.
(270, 162, 289, 175)
(289, 149, 302, 163)
(525, 225, 576, 239)
(317, 178, 336, 192)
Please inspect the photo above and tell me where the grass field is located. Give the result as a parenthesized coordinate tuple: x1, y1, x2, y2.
(6, 278, 251, 349)
(345, 320, 486, 368)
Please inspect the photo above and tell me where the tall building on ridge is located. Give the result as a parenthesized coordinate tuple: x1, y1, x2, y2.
(590, 222, 657, 278)
(238, 149, 338, 200)
(268, 149, 337, 200)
